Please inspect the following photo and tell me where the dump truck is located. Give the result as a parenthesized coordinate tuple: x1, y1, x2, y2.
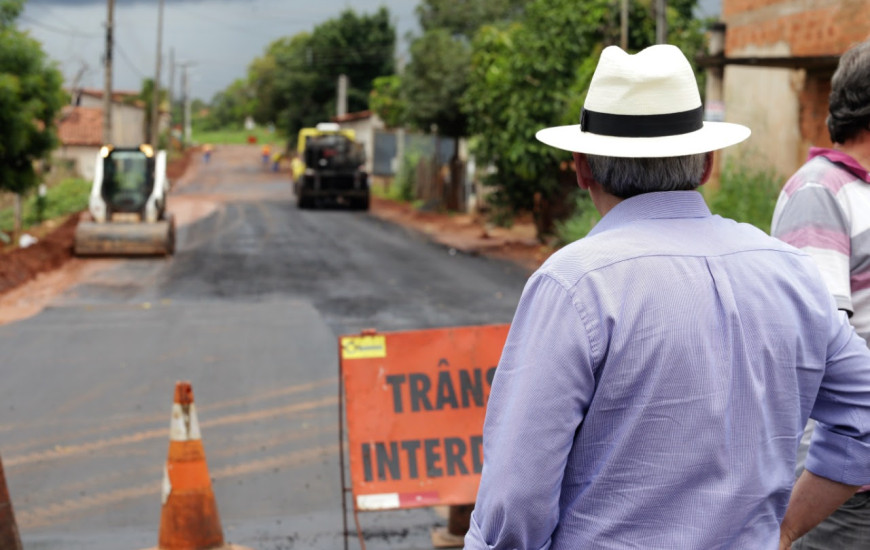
(292, 122, 369, 210)
(74, 144, 175, 256)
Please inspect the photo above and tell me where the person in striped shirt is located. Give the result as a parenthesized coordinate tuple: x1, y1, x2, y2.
(771, 38, 870, 549)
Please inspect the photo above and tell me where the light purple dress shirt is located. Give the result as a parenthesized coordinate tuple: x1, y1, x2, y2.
(465, 191, 870, 550)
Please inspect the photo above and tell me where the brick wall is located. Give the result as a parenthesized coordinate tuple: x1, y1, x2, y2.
(724, 0, 870, 56)
(720, 0, 870, 176)
(799, 74, 833, 150)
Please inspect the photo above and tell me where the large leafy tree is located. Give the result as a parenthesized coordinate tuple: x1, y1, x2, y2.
(398, 0, 528, 137)
(463, 0, 706, 238)
(0, 0, 64, 195)
(366, 0, 527, 210)
(306, 8, 395, 117)
(416, 0, 528, 39)
(402, 29, 471, 139)
(253, 33, 320, 138)
(243, 8, 395, 139)
(368, 75, 405, 129)
(203, 78, 252, 131)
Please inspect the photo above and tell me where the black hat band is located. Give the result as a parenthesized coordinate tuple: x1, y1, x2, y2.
(580, 105, 704, 138)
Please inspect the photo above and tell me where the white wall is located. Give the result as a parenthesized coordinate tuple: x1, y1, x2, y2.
(722, 42, 802, 179)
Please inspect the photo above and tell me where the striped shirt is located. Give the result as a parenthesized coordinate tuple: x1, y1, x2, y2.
(772, 148, 870, 341)
(466, 191, 870, 550)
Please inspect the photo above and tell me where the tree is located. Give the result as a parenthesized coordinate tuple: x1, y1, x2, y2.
(403, 29, 470, 138)
(204, 78, 252, 131)
(369, 75, 405, 129)
(131, 78, 169, 144)
(251, 33, 319, 138)
(243, 8, 396, 139)
(416, 0, 527, 39)
(305, 7, 395, 118)
(462, 0, 706, 238)
(0, 0, 64, 196)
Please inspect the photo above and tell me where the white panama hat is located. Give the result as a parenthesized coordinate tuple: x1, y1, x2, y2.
(536, 44, 750, 158)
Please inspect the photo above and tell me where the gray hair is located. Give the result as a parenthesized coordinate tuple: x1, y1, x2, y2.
(585, 154, 708, 199)
(828, 39, 870, 144)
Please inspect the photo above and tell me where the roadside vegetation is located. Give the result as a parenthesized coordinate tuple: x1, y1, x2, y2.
(0, 177, 89, 237)
(191, 126, 281, 146)
(553, 164, 784, 246)
(702, 163, 782, 235)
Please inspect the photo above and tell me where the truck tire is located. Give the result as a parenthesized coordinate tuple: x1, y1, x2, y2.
(352, 194, 370, 211)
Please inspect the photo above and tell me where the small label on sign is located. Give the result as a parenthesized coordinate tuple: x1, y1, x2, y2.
(341, 335, 387, 359)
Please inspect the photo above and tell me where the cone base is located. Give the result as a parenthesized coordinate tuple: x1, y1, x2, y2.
(431, 526, 466, 548)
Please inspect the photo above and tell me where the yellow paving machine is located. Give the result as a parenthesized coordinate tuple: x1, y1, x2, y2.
(74, 144, 175, 256)
(292, 122, 369, 210)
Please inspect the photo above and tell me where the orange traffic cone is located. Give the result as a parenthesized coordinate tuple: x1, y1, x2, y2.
(145, 381, 250, 550)
(0, 453, 23, 550)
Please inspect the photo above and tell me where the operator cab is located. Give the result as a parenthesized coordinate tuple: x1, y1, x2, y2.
(100, 145, 156, 214)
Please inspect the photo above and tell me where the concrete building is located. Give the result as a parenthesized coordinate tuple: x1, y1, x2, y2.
(332, 110, 385, 175)
(54, 89, 151, 181)
(72, 88, 149, 147)
(55, 106, 103, 182)
(716, 0, 870, 178)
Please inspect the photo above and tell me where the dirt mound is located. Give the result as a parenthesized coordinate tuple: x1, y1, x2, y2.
(0, 147, 199, 298)
(0, 214, 78, 294)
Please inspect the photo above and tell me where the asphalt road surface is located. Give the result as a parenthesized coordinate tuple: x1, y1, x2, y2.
(0, 145, 531, 549)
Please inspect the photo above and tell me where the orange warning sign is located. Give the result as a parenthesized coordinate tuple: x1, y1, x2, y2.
(340, 324, 510, 511)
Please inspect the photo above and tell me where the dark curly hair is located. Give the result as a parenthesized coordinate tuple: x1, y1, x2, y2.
(828, 40, 870, 144)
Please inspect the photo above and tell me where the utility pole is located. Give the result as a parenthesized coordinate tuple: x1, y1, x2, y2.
(655, 0, 667, 44)
(178, 63, 195, 146)
(620, 0, 628, 49)
(168, 48, 175, 135)
(103, 0, 114, 144)
(150, 0, 165, 149)
(337, 74, 348, 117)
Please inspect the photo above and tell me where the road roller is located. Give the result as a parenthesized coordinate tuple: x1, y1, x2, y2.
(74, 144, 175, 256)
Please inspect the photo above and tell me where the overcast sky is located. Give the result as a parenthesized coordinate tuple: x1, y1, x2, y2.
(19, 0, 420, 101)
(19, 0, 721, 103)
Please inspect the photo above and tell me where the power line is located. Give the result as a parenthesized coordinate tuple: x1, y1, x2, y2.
(17, 14, 98, 38)
(115, 40, 146, 80)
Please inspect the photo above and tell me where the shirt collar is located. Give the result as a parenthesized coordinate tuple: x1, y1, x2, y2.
(808, 147, 870, 183)
(588, 190, 711, 237)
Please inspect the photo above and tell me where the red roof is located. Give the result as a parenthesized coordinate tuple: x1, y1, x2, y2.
(57, 106, 103, 147)
(332, 110, 373, 123)
(75, 87, 140, 102)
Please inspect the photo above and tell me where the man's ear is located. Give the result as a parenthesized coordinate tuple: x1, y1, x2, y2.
(573, 152, 593, 190)
(700, 151, 714, 185)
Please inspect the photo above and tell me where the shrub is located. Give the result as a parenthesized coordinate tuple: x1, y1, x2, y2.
(552, 161, 783, 246)
(702, 162, 782, 234)
(0, 177, 90, 233)
(554, 192, 600, 246)
(394, 149, 422, 202)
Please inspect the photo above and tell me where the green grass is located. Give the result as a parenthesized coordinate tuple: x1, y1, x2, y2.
(0, 178, 90, 234)
(191, 126, 285, 146)
(554, 193, 601, 246)
(702, 162, 782, 234)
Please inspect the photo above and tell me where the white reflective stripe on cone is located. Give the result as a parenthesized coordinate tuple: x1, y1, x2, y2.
(169, 403, 202, 441)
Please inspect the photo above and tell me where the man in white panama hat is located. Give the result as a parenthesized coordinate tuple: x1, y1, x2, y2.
(464, 44, 870, 550)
